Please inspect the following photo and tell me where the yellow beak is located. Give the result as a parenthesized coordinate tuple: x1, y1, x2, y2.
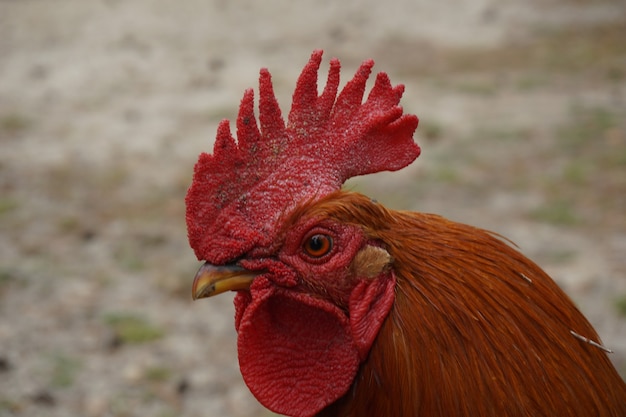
(191, 263, 260, 300)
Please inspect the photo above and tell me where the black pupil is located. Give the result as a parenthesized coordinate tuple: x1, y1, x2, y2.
(309, 235, 325, 251)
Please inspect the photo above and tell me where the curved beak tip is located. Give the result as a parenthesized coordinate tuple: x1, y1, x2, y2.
(191, 262, 258, 300)
(191, 281, 215, 300)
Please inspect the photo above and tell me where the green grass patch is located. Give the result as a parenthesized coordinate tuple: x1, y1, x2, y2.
(515, 74, 551, 91)
(0, 268, 17, 288)
(557, 105, 618, 151)
(0, 198, 18, 216)
(420, 120, 444, 142)
(561, 162, 588, 185)
(543, 248, 578, 264)
(528, 104, 626, 229)
(0, 113, 32, 135)
(104, 313, 164, 344)
(144, 366, 172, 382)
(49, 354, 82, 388)
(433, 166, 460, 183)
(615, 295, 626, 317)
(0, 397, 20, 413)
(530, 200, 579, 226)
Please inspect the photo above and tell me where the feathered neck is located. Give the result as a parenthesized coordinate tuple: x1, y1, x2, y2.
(317, 207, 626, 417)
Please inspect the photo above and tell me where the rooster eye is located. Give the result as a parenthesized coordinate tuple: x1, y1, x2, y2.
(303, 234, 333, 258)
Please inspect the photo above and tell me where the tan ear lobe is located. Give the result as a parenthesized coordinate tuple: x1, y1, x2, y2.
(350, 245, 392, 279)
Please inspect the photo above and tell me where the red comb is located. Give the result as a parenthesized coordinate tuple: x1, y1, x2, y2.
(186, 50, 420, 263)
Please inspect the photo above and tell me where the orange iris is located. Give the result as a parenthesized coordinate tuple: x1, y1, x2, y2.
(303, 234, 333, 258)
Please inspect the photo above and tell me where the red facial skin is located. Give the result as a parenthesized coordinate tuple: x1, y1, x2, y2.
(230, 214, 395, 417)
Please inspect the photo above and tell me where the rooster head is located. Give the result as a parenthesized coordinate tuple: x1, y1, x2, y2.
(186, 50, 420, 417)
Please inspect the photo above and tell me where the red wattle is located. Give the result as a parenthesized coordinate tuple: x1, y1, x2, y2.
(236, 286, 360, 417)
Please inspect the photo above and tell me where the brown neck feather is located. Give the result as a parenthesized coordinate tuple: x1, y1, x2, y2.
(318, 209, 626, 417)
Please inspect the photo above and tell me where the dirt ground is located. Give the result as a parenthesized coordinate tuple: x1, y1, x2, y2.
(1, 0, 625, 416)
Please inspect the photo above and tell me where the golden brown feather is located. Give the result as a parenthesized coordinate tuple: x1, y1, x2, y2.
(306, 191, 626, 417)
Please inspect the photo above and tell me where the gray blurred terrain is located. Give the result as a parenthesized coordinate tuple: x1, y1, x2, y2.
(1, 0, 625, 416)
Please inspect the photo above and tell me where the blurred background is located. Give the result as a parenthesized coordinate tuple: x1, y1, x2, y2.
(1, 0, 625, 416)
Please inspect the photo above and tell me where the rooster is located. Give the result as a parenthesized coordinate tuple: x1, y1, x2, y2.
(186, 50, 626, 417)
